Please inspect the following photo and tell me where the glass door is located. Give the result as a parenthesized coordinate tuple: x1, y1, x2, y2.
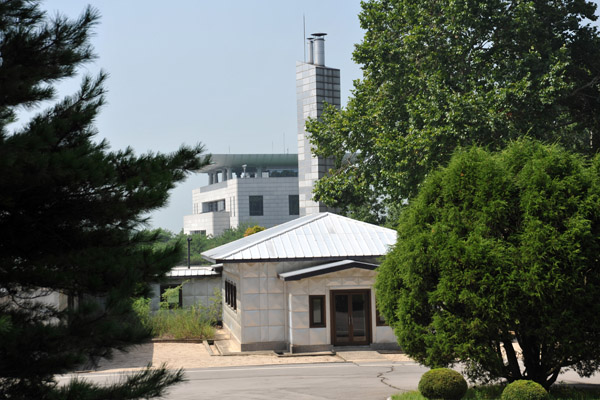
(331, 290, 371, 346)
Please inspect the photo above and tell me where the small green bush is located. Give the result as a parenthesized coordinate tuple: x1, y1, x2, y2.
(418, 368, 467, 400)
(501, 380, 548, 400)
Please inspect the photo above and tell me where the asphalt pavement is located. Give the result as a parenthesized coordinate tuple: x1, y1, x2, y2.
(58, 361, 429, 399)
(55, 341, 600, 400)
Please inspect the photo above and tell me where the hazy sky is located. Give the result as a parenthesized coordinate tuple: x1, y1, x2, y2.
(26, 1, 365, 233)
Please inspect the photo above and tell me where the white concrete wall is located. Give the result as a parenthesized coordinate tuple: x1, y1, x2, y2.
(287, 278, 328, 347)
(233, 261, 314, 347)
(222, 265, 242, 344)
(0, 288, 69, 311)
(227, 261, 396, 349)
(375, 324, 397, 344)
(183, 177, 299, 235)
(286, 268, 396, 347)
(234, 177, 299, 229)
(35, 289, 69, 311)
(183, 212, 231, 236)
(150, 277, 221, 311)
(239, 262, 285, 344)
(182, 277, 221, 308)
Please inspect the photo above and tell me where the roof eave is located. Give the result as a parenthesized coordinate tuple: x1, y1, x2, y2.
(278, 260, 379, 281)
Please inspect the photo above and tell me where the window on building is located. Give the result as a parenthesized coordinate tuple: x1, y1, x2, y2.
(376, 306, 388, 326)
(289, 194, 299, 215)
(225, 280, 237, 311)
(202, 199, 226, 213)
(190, 230, 206, 236)
(249, 196, 263, 216)
(160, 284, 183, 309)
(309, 295, 326, 328)
(269, 169, 298, 177)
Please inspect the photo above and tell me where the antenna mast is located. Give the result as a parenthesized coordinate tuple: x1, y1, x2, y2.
(303, 14, 306, 62)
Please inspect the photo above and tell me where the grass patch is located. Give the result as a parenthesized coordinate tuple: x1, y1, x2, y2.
(391, 385, 600, 400)
(391, 387, 502, 400)
(391, 391, 424, 400)
(132, 285, 221, 340)
(149, 306, 215, 340)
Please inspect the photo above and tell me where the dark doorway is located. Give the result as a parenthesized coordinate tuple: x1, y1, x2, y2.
(330, 289, 371, 346)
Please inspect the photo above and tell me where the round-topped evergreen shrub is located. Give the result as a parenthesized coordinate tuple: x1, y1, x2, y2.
(501, 380, 548, 400)
(418, 368, 468, 400)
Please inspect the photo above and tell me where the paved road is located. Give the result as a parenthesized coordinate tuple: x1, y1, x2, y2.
(59, 361, 429, 400)
(58, 360, 600, 400)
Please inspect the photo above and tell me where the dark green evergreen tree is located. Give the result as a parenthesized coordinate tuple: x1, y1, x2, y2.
(0, 1, 209, 398)
(376, 139, 600, 389)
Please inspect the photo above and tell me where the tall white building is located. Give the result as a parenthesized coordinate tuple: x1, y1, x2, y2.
(183, 33, 340, 235)
(296, 33, 341, 216)
(183, 154, 299, 236)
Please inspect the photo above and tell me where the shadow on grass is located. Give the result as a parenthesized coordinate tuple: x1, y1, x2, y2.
(550, 383, 600, 399)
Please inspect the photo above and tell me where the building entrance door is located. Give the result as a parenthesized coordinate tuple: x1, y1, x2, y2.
(331, 290, 371, 346)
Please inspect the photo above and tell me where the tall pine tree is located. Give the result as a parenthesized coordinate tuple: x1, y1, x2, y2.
(0, 1, 209, 398)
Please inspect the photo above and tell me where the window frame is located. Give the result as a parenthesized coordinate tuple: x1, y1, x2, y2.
(309, 295, 326, 328)
(159, 284, 183, 309)
(375, 306, 388, 326)
(249, 195, 264, 216)
(225, 280, 237, 311)
(289, 194, 299, 216)
(202, 199, 226, 213)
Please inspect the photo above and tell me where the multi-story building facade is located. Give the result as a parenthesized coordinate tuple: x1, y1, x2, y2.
(183, 33, 340, 235)
(183, 154, 299, 236)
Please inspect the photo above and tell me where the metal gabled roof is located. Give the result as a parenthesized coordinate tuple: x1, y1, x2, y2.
(166, 266, 221, 277)
(201, 212, 397, 263)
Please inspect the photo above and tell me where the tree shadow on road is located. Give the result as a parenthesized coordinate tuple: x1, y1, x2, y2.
(81, 343, 155, 372)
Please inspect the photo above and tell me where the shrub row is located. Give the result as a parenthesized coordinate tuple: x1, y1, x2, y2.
(418, 369, 548, 400)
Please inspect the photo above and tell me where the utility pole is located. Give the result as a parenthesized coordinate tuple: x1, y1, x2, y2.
(187, 236, 192, 268)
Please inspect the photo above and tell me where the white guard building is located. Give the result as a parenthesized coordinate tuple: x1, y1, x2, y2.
(202, 212, 399, 352)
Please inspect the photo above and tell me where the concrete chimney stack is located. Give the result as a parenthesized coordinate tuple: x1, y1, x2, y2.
(312, 33, 326, 66)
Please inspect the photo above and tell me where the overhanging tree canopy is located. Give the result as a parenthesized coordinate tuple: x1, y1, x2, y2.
(307, 0, 600, 223)
(0, 1, 209, 398)
(375, 139, 600, 389)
